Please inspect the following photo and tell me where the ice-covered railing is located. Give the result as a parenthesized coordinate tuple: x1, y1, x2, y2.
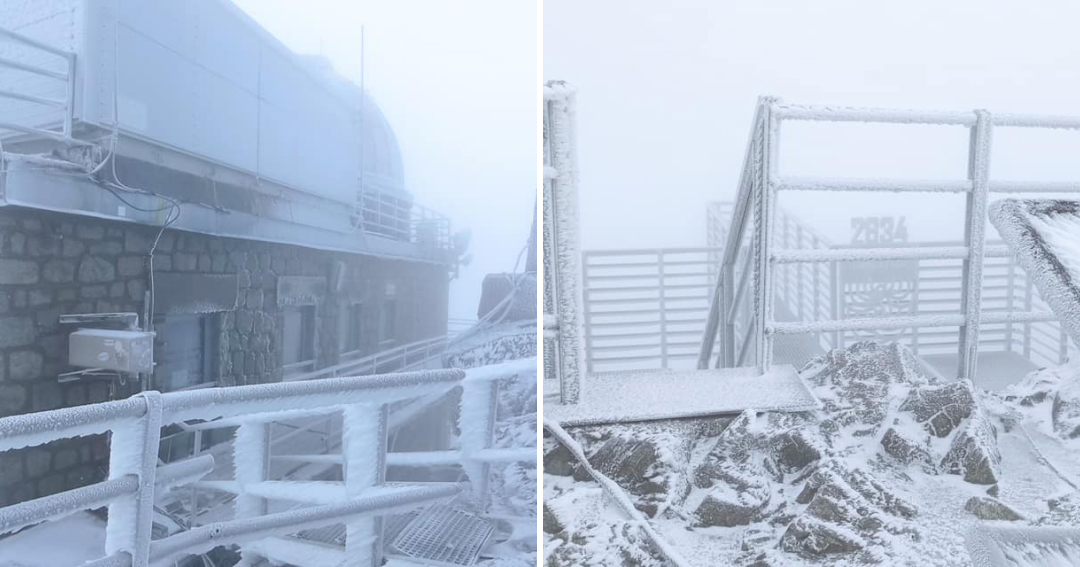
(0, 358, 536, 567)
(0, 25, 78, 144)
(700, 98, 1080, 382)
(543, 80, 584, 403)
(283, 334, 448, 381)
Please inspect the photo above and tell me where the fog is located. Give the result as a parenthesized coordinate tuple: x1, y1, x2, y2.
(235, 0, 537, 322)
(544, 0, 1080, 250)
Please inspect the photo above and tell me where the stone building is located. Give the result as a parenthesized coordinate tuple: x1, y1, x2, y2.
(0, 1, 455, 505)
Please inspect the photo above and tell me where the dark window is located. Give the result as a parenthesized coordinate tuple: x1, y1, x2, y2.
(339, 303, 363, 353)
(283, 305, 316, 367)
(379, 300, 396, 345)
(153, 313, 218, 392)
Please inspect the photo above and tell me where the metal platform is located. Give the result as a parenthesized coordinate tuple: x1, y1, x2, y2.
(389, 505, 494, 566)
(545, 365, 818, 427)
(920, 350, 1038, 392)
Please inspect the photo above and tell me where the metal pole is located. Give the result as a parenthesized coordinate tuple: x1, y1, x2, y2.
(957, 110, 993, 383)
(753, 97, 780, 370)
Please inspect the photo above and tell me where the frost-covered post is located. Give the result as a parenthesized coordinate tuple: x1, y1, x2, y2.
(234, 420, 270, 564)
(753, 97, 780, 370)
(343, 404, 388, 566)
(105, 391, 162, 567)
(958, 110, 993, 383)
(461, 374, 498, 512)
(544, 81, 584, 404)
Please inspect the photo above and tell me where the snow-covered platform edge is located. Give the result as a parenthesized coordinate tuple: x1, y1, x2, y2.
(989, 199, 1080, 348)
(545, 365, 818, 426)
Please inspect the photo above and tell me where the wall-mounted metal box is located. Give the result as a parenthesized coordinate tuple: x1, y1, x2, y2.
(69, 329, 154, 374)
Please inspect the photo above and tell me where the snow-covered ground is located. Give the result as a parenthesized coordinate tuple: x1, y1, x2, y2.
(544, 341, 1080, 566)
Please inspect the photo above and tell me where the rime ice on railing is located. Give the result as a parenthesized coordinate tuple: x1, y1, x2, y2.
(543, 81, 584, 404)
(0, 360, 537, 567)
(700, 98, 1080, 384)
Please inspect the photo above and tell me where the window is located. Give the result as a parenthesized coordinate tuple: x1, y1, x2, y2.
(339, 303, 363, 354)
(153, 313, 219, 392)
(379, 299, 396, 346)
(283, 305, 316, 370)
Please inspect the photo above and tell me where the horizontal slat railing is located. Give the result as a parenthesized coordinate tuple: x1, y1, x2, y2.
(0, 25, 77, 143)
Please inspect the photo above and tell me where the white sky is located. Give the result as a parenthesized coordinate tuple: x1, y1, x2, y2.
(544, 0, 1080, 249)
(233, 0, 537, 322)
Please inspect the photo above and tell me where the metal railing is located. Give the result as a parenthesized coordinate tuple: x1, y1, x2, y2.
(0, 26, 79, 144)
(543, 81, 584, 404)
(581, 248, 718, 372)
(0, 358, 536, 567)
(700, 98, 1080, 383)
(285, 335, 449, 382)
(359, 190, 452, 251)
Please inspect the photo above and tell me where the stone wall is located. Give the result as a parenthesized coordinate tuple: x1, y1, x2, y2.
(0, 206, 449, 505)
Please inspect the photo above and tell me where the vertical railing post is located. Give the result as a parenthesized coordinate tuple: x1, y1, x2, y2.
(545, 84, 584, 404)
(343, 404, 388, 566)
(658, 251, 668, 369)
(104, 391, 162, 567)
(461, 375, 499, 513)
(234, 420, 270, 564)
(958, 110, 993, 384)
(753, 97, 780, 370)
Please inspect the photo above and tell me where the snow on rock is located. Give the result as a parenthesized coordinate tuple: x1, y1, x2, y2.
(545, 340, 1080, 566)
(940, 411, 1001, 485)
(963, 496, 1023, 521)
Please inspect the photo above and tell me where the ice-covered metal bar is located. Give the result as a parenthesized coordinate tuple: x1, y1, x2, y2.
(153, 455, 215, 493)
(385, 447, 536, 467)
(0, 397, 144, 452)
(342, 403, 388, 566)
(776, 176, 973, 193)
(990, 180, 1080, 193)
(0, 475, 138, 535)
(770, 314, 967, 335)
(465, 356, 536, 382)
(545, 80, 584, 404)
(148, 484, 460, 566)
(771, 246, 971, 263)
(958, 111, 993, 382)
(775, 103, 976, 126)
(160, 369, 463, 422)
(105, 392, 162, 567)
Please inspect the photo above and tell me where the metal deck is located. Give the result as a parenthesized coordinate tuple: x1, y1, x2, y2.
(390, 505, 494, 566)
(545, 365, 818, 426)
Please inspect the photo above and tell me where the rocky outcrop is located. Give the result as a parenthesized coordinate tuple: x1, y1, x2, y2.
(940, 412, 1001, 485)
(964, 496, 1023, 521)
(898, 381, 975, 438)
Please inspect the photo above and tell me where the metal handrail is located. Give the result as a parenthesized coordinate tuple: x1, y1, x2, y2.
(0, 357, 537, 567)
(285, 335, 449, 382)
(699, 98, 1080, 382)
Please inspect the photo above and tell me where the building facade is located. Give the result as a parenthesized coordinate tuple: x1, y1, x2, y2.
(0, 1, 454, 506)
